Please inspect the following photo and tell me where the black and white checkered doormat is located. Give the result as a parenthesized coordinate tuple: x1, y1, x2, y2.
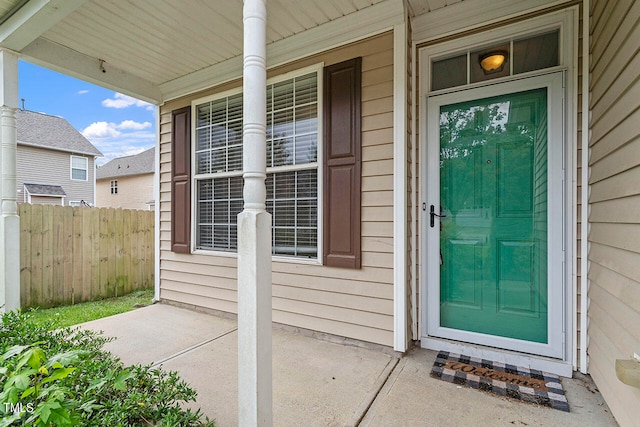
(430, 351, 570, 412)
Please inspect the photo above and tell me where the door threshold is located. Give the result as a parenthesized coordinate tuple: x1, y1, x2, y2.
(421, 336, 573, 377)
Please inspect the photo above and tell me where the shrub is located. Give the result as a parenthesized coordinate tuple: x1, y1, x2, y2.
(0, 344, 85, 426)
(0, 310, 213, 427)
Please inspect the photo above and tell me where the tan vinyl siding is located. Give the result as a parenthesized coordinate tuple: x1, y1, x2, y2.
(159, 33, 395, 346)
(588, 0, 640, 425)
(16, 145, 95, 205)
(96, 173, 154, 210)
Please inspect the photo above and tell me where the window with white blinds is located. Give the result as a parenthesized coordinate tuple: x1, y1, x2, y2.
(71, 155, 88, 181)
(193, 70, 319, 258)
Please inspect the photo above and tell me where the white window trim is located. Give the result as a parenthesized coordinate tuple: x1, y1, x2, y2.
(110, 179, 118, 195)
(70, 155, 89, 181)
(190, 63, 324, 262)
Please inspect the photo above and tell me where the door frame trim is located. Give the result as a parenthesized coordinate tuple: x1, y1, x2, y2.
(425, 73, 565, 358)
(416, 8, 577, 375)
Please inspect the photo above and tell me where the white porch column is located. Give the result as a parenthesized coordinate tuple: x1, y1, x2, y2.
(0, 49, 19, 313)
(238, 0, 272, 426)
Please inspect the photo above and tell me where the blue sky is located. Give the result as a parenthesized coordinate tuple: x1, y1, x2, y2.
(18, 60, 156, 166)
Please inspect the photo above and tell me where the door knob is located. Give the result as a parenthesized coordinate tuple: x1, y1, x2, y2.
(430, 205, 447, 228)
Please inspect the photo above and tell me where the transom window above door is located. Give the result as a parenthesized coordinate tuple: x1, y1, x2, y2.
(431, 30, 559, 91)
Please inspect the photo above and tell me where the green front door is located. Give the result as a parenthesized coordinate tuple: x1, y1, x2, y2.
(426, 74, 564, 357)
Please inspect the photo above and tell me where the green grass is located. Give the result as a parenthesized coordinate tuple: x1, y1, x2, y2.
(26, 288, 155, 329)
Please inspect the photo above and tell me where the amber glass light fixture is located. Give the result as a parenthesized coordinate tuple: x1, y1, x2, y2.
(479, 51, 507, 74)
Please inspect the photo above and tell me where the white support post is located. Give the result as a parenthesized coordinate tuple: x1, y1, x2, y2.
(238, 1, 272, 426)
(0, 49, 19, 313)
(153, 106, 161, 303)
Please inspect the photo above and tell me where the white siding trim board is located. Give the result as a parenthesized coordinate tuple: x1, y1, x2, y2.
(393, 21, 408, 352)
(579, 0, 589, 374)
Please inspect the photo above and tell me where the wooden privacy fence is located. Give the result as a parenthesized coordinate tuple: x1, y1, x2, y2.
(19, 203, 154, 309)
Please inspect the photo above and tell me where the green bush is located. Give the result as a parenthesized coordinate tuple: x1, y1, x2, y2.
(0, 311, 214, 427)
(0, 344, 85, 426)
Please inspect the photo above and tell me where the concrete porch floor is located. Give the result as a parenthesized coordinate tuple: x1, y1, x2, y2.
(80, 303, 618, 426)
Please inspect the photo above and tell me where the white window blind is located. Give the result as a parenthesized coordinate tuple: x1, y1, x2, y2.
(194, 71, 319, 258)
(71, 156, 88, 181)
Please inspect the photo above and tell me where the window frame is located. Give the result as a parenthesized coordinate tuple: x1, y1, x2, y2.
(110, 179, 118, 195)
(70, 155, 89, 181)
(190, 63, 324, 263)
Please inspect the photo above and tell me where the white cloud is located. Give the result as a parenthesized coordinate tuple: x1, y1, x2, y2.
(77, 90, 89, 95)
(95, 144, 150, 166)
(82, 119, 155, 166)
(82, 121, 121, 139)
(102, 93, 154, 110)
(82, 120, 152, 139)
(118, 120, 152, 130)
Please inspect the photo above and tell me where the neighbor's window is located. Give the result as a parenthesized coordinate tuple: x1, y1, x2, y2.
(110, 180, 118, 194)
(193, 70, 319, 258)
(71, 156, 88, 181)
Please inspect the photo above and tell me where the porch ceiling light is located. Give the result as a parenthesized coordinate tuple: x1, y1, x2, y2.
(479, 51, 507, 74)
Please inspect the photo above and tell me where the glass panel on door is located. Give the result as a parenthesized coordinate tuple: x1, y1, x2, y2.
(438, 88, 548, 343)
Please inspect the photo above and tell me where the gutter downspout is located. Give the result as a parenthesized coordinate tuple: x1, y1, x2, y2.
(93, 156, 97, 206)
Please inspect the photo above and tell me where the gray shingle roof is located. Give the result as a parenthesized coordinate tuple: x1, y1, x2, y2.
(23, 183, 67, 196)
(96, 147, 155, 179)
(17, 109, 102, 156)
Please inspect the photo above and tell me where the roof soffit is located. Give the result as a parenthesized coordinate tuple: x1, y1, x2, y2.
(405, 0, 463, 17)
(0, 0, 404, 103)
(0, 0, 88, 50)
(161, 0, 405, 101)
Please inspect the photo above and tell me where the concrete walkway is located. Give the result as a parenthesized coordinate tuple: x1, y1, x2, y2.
(80, 304, 618, 426)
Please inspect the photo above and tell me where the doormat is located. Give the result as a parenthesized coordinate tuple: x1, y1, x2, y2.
(430, 351, 569, 412)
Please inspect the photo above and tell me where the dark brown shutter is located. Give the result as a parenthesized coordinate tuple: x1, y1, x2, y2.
(171, 106, 191, 253)
(323, 58, 362, 269)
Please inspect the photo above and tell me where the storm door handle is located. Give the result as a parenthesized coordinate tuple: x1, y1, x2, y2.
(430, 205, 447, 228)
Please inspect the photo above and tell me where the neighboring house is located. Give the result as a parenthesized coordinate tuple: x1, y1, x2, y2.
(96, 147, 155, 210)
(0, 1, 639, 425)
(16, 109, 102, 206)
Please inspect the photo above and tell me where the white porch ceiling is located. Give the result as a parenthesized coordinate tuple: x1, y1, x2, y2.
(0, 0, 458, 103)
(405, 0, 463, 16)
